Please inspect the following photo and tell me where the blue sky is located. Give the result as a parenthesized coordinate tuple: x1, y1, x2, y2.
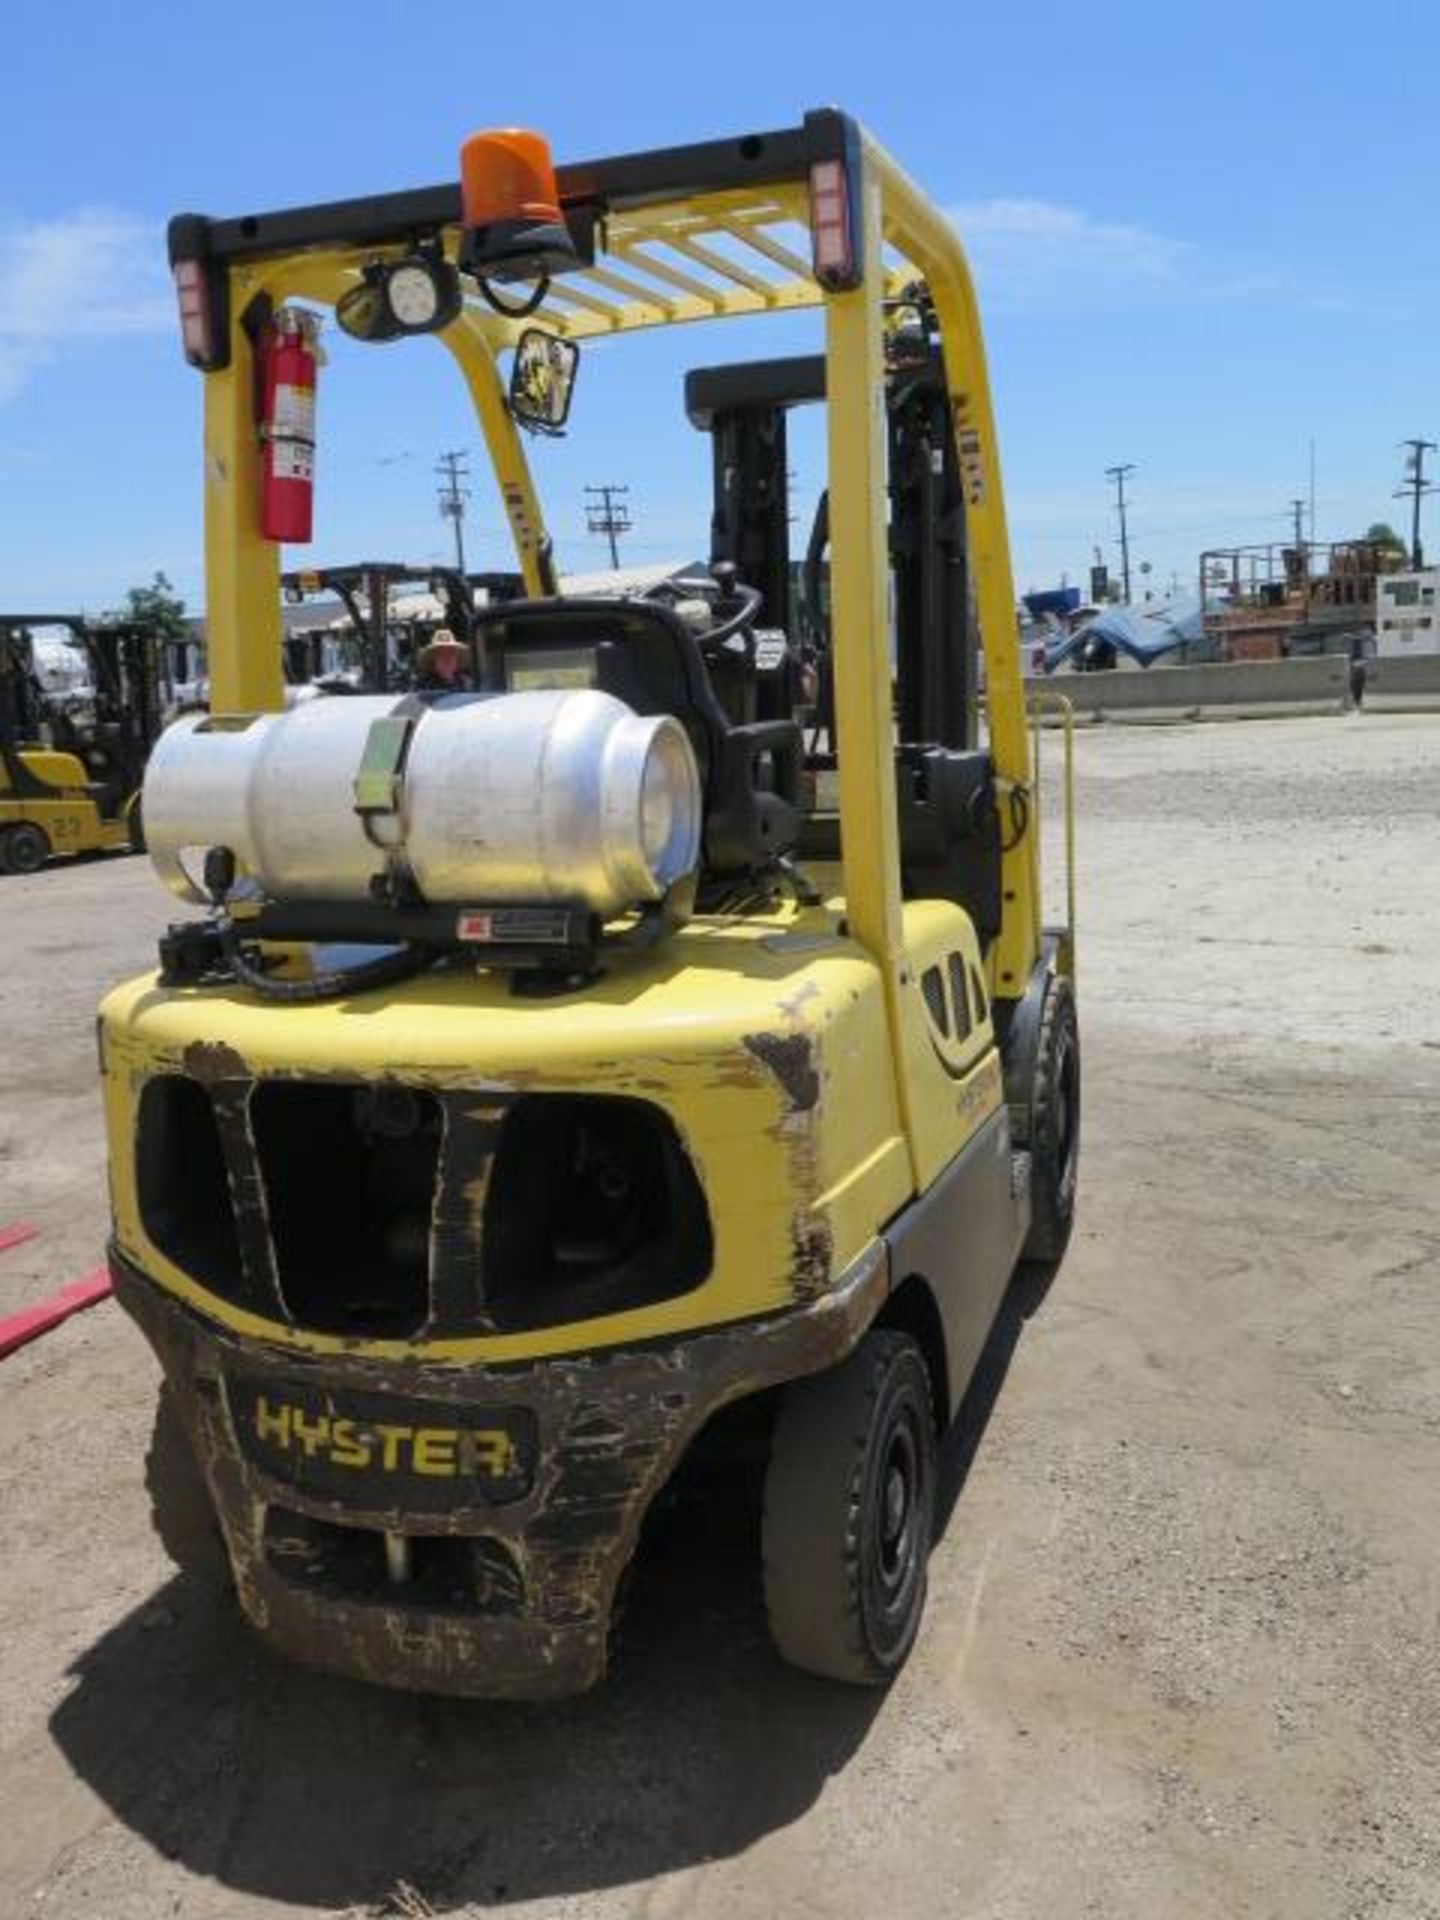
(2, 0, 1436, 614)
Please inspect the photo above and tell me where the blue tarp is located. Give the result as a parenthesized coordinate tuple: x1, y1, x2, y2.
(1044, 600, 1204, 672)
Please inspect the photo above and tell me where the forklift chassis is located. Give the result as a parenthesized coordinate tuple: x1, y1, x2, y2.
(102, 108, 1078, 1695)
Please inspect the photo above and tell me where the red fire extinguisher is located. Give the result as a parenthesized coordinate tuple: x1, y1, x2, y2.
(258, 307, 321, 543)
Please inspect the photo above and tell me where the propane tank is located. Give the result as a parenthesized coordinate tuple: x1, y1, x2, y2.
(143, 689, 702, 919)
(259, 307, 320, 542)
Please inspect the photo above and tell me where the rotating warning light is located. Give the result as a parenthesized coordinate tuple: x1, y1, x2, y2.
(458, 128, 579, 284)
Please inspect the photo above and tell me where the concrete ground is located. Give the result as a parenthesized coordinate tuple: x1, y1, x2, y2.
(1, 712, 1437, 1919)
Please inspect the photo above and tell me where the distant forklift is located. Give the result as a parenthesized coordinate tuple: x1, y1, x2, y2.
(0, 615, 165, 873)
(280, 562, 523, 690)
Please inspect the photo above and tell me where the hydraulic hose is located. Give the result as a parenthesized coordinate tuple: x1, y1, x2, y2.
(216, 918, 437, 1004)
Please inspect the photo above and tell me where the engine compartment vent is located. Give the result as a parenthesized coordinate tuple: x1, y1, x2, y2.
(482, 1094, 713, 1331)
(134, 1076, 713, 1339)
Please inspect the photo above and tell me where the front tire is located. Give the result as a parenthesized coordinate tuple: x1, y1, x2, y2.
(0, 821, 51, 875)
(1023, 974, 1080, 1264)
(763, 1330, 936, 1685)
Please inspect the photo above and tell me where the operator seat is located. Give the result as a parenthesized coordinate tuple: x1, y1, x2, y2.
(473, 595, 803, 878)
(797, 747, 1003, 946)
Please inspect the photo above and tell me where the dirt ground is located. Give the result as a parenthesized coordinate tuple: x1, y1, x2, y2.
(1, 711, 1438, 1920)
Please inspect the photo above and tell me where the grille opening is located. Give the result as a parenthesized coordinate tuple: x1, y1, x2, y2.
(263, 1506, 523, 1614)
(483, 1094, 712, 1331)
(136, 1075, 244, 1296)
(250, 1081, 442, 1337)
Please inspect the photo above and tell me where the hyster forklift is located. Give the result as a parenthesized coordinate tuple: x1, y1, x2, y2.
(100, 111, 1079, 1696)
(0, 615, 163, 873)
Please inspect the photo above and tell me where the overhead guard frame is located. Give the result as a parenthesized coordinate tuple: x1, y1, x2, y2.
(171, 108, 1039, 1034)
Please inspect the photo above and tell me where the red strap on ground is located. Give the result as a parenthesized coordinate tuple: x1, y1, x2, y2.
(0, 1268, 112, 1361)
(0, 1221, 40, 1255)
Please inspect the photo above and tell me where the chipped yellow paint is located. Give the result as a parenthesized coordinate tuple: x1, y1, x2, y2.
(101, 906, 921, 1364)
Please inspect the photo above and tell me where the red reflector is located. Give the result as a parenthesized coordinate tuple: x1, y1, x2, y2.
(456, 910, 495, 943)
(809, 159, 853, 284)
(173, 259, 212, 365)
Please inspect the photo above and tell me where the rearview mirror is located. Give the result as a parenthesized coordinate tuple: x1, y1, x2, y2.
(508, 328, 579, 435)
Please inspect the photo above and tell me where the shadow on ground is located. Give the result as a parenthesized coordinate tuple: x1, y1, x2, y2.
(49, 1269, 1044, 1913)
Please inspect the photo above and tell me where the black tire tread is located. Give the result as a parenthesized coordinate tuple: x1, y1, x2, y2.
(763, 1330, 934, 1685)
(1, 822, 50, 875)
(1023, 974, 1080, 1263)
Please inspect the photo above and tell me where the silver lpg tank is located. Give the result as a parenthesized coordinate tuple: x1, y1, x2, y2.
(143, 688, 702, 919)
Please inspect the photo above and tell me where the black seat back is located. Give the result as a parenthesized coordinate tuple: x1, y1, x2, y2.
(796, 747, 1002, 944)
(474, 597, 802, 877)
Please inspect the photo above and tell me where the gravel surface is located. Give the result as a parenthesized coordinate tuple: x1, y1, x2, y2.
(0, 711, 1437, 1919)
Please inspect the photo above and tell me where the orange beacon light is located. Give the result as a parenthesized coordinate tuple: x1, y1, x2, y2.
(458, 128, 578, 282)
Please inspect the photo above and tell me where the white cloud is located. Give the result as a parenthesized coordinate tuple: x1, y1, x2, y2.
(0, 208, 171, 402)
(948, 197, 1190, 306)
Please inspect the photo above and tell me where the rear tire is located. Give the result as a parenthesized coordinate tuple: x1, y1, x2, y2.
(145, 1385, 229, 1586)
(763, 1330, 936, 1685)
(1022, 975, 1080, 1264)
(0, 822, 50, 875)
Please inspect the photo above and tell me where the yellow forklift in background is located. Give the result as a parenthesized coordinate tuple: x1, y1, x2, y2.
(0, 615, 163, 872)
(100, 110, 1079, 1696)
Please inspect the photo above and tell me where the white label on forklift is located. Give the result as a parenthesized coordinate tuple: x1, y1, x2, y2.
(271, 440, 314, 483)
(272, 384, 314, 441)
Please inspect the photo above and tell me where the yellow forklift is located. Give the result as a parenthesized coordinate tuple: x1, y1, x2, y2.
(100, 111, 1079, 1696)
(0, 615, 162, 873)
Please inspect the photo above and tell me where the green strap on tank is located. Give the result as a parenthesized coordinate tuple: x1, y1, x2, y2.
(353, 714, 414, 818)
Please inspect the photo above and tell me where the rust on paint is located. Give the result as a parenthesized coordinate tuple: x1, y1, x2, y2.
(743, 1031, 821, 1112)
(183, 1039, 251, 1083)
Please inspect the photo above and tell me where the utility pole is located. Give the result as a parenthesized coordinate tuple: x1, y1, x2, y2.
(1394, 438, 1436, 568)
(435, 450, 470, 574)
(1308, 438, 1317, 542)
(1105, 464, 1135, 604)
(585, 483, 632, 569)
(1289, 498, 1308, 550)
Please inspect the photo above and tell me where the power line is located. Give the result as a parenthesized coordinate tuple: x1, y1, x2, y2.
(1105, 464, 1136, 604)
(584, 483, 632, 569)
(435, 450, 470, 574)
(1394, 438, 1436, 569)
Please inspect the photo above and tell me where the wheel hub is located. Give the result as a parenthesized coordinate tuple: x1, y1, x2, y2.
(877, 1426, 917, 1590)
